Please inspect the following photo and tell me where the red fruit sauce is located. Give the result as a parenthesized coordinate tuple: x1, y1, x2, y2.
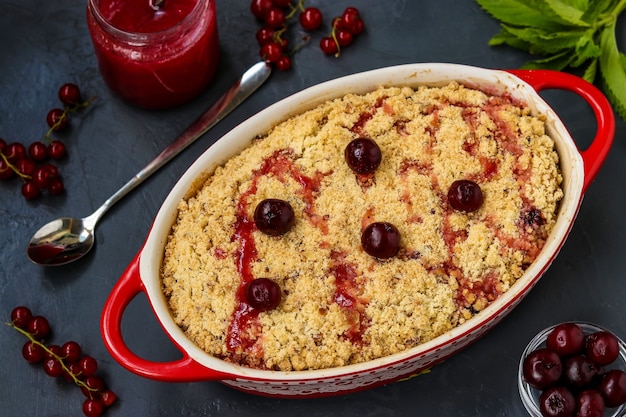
(225, 149, 330, 355)
(87, 0, 219, 109)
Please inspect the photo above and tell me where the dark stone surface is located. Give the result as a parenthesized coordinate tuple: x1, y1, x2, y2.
(1, 1, 625, 415)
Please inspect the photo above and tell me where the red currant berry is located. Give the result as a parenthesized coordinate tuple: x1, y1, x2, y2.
(256, 27, 275, 45)
(64, 360, 83, 381)
(99, 390, 117, 407)
(58, 83, 81, 106)
(361, 222, 401, 259)
(349, 19, 364, 35)
(299, 7, 323, 31)
(79, 355, 99, 376)
(447, 179, 484, 212)
(48, 140, 66, 159)
(343, 7, 360, 18)
(46, 108, 68, 131)
(254, 199, 295, 236)
(245, 278, 281, 311)
(32, 166, 56, 189)
(264, 7, 286, 29)
(45, 344, 63, 359)
(65, 362, 84, 381)
(599, 369, 626, 407)
(43, 357, 64, 377)
(341, 9, 364, 34)
(586, 331, 620, 366)
(4, 142, 27, 162)
(345, 138, 382, 174)
(82, 398, 104, 417)
(15, 158, 36, 176)
(62, 341, 82, 362)
(320, 36, 339, 55)
(47, 178, 65, 195)
(276, 55, 292, 71)
(260, 42, 283, 63)
(41, 163, 59, 178)
(81, 375, 105, 397)
(522, 348, 563, 390)
(27, 315, 51, 339)
(336, 29, 353, 47)
(0, 137, 6, 153)
(22, 181, 41, 199)
(28, 142, 49, 162)
(331, 16, 343, 30)
(0, 159, 14, 180)
(11, 306, 33, 329)
(22, 341, 45, 363)
(546, 323, 585, 357)
(250, 0, 273, 19)
(539, 386, 576, 417)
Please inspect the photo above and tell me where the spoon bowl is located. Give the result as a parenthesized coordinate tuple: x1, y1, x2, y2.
(26, 61, 271, 266)
(27, 218, 95, 266)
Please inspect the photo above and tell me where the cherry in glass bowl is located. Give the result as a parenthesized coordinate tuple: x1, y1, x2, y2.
(518, 322, 626, 417)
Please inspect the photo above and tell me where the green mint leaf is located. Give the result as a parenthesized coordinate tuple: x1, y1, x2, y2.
(537, 0, 589, 27)
(581, 0, 615, 22)
(476, 0, 576, 30)
(570, 35, 602, 67)
(521, 50, 574, 71)
(488, 28, 532, 50)
(477, 0, 626, 121)
(500, 24, 586, 54)
(569, 0, 590, 12)
(598, 26, 626, 120)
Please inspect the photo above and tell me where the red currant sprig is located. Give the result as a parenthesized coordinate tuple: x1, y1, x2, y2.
(0, 83, 94, 200)
(251, 1, 364, 69)
(7, 306, 117, 417)
(44, 83, 95, 142)
(320, 7, 364, 57)
(0, 141, 65, 200)
(253, 0, 313, 70)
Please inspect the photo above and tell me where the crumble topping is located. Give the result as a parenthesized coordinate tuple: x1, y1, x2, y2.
(161, 82, 563, 371)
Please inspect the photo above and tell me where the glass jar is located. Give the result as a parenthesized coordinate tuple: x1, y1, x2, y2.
(87, 0, 219, 109)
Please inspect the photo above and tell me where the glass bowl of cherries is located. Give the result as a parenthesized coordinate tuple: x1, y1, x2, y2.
(519, 322, 626, 417)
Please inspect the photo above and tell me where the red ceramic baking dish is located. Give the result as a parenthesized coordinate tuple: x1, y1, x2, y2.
(101, 63, 615, 398)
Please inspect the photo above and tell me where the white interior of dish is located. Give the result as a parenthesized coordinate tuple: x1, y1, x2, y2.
(139, 63, 585, 381)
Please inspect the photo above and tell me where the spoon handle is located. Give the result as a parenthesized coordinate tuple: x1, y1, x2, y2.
(85, 61, 272, 227)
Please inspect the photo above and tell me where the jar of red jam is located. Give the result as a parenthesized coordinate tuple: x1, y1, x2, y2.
(87, 0, 219, 109)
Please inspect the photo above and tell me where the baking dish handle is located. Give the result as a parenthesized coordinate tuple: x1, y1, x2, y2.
(101, 252, 235, 382)
(505, 69, 615, 193)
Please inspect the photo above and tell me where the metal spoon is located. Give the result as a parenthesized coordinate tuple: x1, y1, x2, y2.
(27, 61, 272, 266)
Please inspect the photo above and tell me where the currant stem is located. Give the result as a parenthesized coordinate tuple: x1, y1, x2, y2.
(0, 152, 32, 181)
(273, 26, 288, 43)
(288, 34, 311, 57)
(5, 321, 99, 396)
(43, 96, 96, 143)
(331, 21, 341, 58)
(287, 0, 306, 18)
(44, 113, 68, 142)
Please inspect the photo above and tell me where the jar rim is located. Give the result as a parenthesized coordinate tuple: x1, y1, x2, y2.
(87, 0, 206, 42)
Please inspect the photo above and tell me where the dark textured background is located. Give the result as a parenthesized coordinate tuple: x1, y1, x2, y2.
(1, 1, 625, 416)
